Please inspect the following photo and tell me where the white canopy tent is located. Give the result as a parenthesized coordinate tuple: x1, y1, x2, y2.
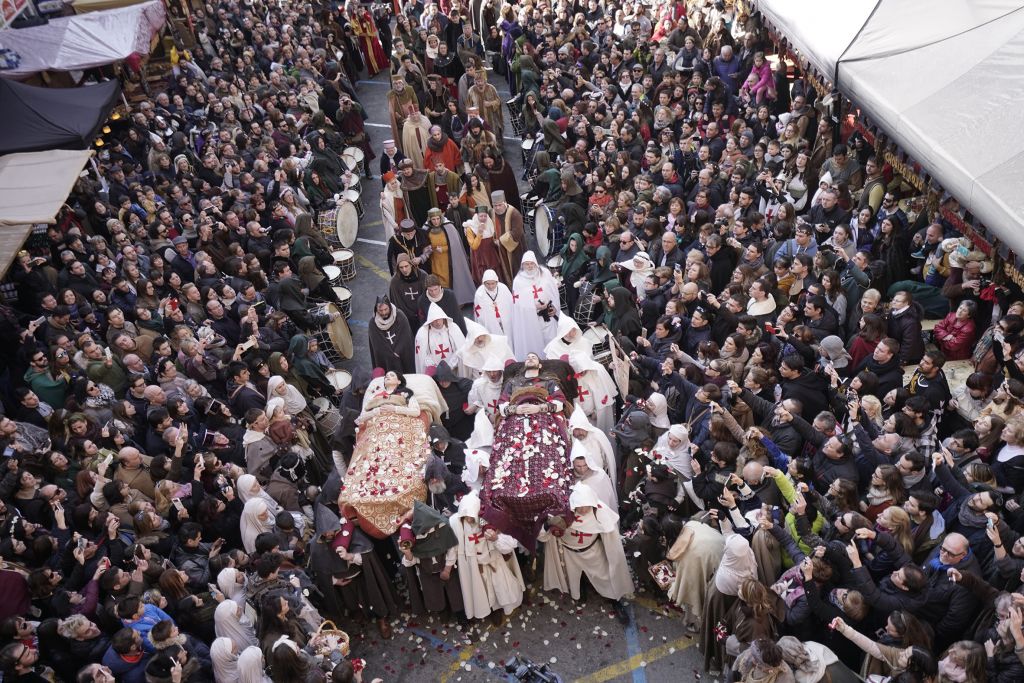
(0, 0, 165, 79)
(755, 0, 1024, 256)
(0, 148, 93, 278)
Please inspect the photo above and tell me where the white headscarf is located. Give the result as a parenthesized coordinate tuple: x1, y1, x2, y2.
(267, 375, 307, 413)
(264, 397, 285, 420)
(652, 424, 693, 477)
(237, 474, 283, 516)
(211, 637, 239, 683)
(237, 645, 272, 683)
(240, 497, 273, 553)
(214, 599, 258, 652)
(216, 567, 247, 605)
(518, 251, 540, 279)
(714, 534, 758, 596)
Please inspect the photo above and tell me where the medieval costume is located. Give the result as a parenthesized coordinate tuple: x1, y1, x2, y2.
(566, 351, 617, 434)
(401, 110, 433, 169)
(463, 206, 504, 286)
(491, 190, 526, 284)
(568, 410, 618, 492)
(367, 297, 416, 373)
(465, 70, 504, 138)
(386, 220, 432, 275)
(423, 208, 475, 306)
(432, 360, 475, 440)
(459, 118, 497, 168)
(569, 441, 617, 511)
(400, 501, 465, 617)
(398, 159, 434, 226)
(473, 268, 515, 341)
(349, 6, 388, 76)
(539, 484, 633, 609)
(379, 171, 406, 243)
(414, 303, 469, 376)
(666, 521, 727, 627)
(424, 126, 462, 173)
(416, 279, 467, 334)
(457, 319, 515, 374)
(510, 252, 561, 358)
(479, 153, 523, 215)
(387, 254, 428, 330)
(386, 76, 419, 148)
(448, 492, 525, 620)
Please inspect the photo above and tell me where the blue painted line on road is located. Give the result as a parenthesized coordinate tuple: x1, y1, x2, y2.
(357, 80, 391, 86)
(623, 604, 647, 683)
(347, 318, 369, 328)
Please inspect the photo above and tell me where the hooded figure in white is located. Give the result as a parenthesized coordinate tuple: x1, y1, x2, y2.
(467, 355, 505, 422)
(565, 350, 617, 432)
(457, 318, 515, 373)
(473, 268, 515, 343)
(448, 491, 525, 619)
(415, 302, 469, 376)
(543, 314, 593, 360)
(617, 252, 655, 300)
(570, 440, 616, 509)
(568, 409, 617, 490)
(510, 251, 561, 358)
(539, 483, 634, 603)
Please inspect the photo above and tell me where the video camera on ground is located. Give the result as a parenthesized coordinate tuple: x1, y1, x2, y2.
(505, 656, 564, 683)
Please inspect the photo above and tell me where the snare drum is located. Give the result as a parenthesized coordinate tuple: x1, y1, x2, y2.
(323, 265, 342, 286)
(521, 136, 535, 166)
(312, 303, 353, 364)
(533, 203, 557, 258)
(548, 255, 567, 310)
(317, 207, 342, 246)
(333, 286, 352, 318)
(574, 280, 600, 325)
(583, 324, 613, 368)
(342, 146, 365, 175)
(332, 248, 356, 281)
(342, 189, 364, 218)
(311, 397, 342, 437)
(326, 367, 352, 394)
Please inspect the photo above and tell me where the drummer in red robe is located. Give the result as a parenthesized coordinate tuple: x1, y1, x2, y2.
(347, 2, 388, 76)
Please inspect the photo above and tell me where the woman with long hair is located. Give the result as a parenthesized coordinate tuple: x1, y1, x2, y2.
(848, 313, 886, 370)
(862, 464, 906, 522)
(831, 611, 935, 681)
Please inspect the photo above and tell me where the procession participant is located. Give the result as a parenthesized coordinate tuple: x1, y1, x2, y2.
(543, 315, 593, 360)
(401, 108, 433, 169)
(414, 303, 469, 376)
(539, 483, 633, 623)
(367, 296, 416, 374)
(467, 356, 505, 423)
(388, 254, 429, 332)
(379, 171, 406, 243)
(491, 191, 526, 285)
(428, 158, 466, 239)
(379, 139, 406, 185)
(423, 208, 476, 306)
(570, 441, 617, 510)
(417, 274, 468, 334)
(387, 75, 418, 145)
(448, 491, 525, 624)
(386, 220, 432, 275)
(566, 351, 618, 433)
(473, 269, 515, 341)
(399, 500, 466, 622)
(464, 207, 504, 286)
(423, 125, 462, 173)
(398, 159, 435, 226)
(432, 360, 475, 441)
(457, 319, 515, 374)
(510, 252, 562, 358)
(464, 69, 504, 139)
(568, 409, 618, 491)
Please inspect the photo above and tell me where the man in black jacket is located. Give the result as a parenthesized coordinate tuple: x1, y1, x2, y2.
(886, 290, 925, 365)
(917, 532, 983, 650)
(853, 338, 904, 399)
(728, 380, 804, 457)
(778, 354, 829, 422)
(779, 407, 860, 492)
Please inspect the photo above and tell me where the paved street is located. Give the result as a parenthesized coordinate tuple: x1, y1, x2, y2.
(339, 70, 707, 682)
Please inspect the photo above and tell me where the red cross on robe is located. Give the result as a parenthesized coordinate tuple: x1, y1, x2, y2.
(486, 399, 499, 413)
(532, 284, 543, 300)
(467, 533, 483, 544)
(577, 387, 590, 402)
(435, 344, 451, 359)
(474, 304, 482, 316)
(570, 530, 593, 545)
(492, 304, 501, 319)
(512, 292, 519, 302)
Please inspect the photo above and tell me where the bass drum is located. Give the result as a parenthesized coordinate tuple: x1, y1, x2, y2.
(533, 203, 555, 258)
(336, 200, 359, 248)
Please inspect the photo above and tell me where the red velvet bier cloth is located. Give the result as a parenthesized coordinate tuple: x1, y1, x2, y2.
(480, 386, 573, 553)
